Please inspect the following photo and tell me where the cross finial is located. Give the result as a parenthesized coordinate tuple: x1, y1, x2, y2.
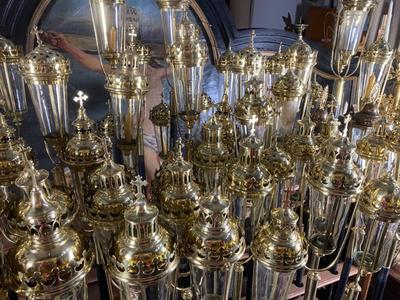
(31, 26, 44, 46)
(127, 24, 138, 44)
(278, 42, 283, 53)
(295, 22, 308, 39)
(249, 115, 258, 135)
(131, 175, 147, 195)
(228, 40, 232, 51)
(342, 114, 351, 137)
(73, 90, 88, 108)
(250, 30, 256, 47)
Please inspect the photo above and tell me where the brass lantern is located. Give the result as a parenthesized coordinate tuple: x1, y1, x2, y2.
(184, 194, 246, 300)
(224, 133, 273, 242)
(353, 174, 400, 275)
(156, 0, 189, 47)
(192, 116, 231, 193)
(304, 126, 364, 299)
(235, 78, 272, 139)
(263, 45, 287, 95)
(0, 35, 27, 129)
(63, 91, 105, 231)
(251, 207, 308, 300)
(8, 161, 94, 299)
(215, 91, 236, 153)
(87, 148, 135, 266)
(167, 11, 208, 137)
(150, 99, 171, 160)
(160, 138, 201, 241)
(231, 31, 264, 99)
(151, 151, 175, 209)
(20, 27, 71, 158)
(355, 119, 388, 181)
(105, 34, 149, 171)
(272, 69, 306, 136)
(89, 0, 126, 67)
(357, 38, 394, 110)
(216, 44, 237, 106)
(332, 0, 376, 74)
(107, 176, 179, 299)
(4, 160, 76, 243)
(287, 24, 318, 86)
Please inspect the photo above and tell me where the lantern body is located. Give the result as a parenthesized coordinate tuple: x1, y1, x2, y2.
(308, 189, 354, 256)
(252, 262, 295, 300)
(173, 65, 204, 129)
(0, 60, 27, 117)
(353, 210, 399, 273)
(333, 9, 369, 72)
(27, 81, 69, 140)
(89, 0, 126, 62)
(191, 267, 232, 300)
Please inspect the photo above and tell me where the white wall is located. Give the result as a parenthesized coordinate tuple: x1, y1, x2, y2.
(251, 0, 302, 29)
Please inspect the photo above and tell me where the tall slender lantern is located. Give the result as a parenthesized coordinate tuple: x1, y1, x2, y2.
(0, 35, 27, 129)
(167, 11, 208, 140)
(156, 0, 189, 47)
(346, 174, 400, 299)
(332, 0, 376, 74)
(235, 78, 272, 139)
(224, 133, 273, 242)
(185, 194, 246, 300)
(63, 91, 105, 231)
(192, 116, 230, 193)
(287, 24, 318, 87)
(216, 44, 237, 106)
(20, 27, 70, 159)
(251, 207, 308, 300)
(8, 161, 94, 299)
(215, 91, 237, 154)
(304, 120, 364, 300)
(107, 176, 179, 299)
(89, 0, 126, 68)
(105, 29, 149, 171)
(357, 38, 394, 110)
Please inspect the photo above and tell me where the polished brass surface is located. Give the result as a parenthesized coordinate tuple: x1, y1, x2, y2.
(356, 119, 387, 161)
(20, 27, 70, 85)
(185, 194, 246, 270)
(251, 207, 308, 272)
(108, 176, 179, 286)
(231, 30, 263, 76)
(272, 69, 306, 103)
(150, 102, 171, 127)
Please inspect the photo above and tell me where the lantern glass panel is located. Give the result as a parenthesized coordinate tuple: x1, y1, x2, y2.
(154, 125, 170, 157)
(0, 62, 27, 114)
(90, 0, 126, 58)
(308, 188, 353, 256)
(357, 59, 393, 108)
(111, 95, 143, 144)
(117, 275, 174, 300)
(34, 280, 87, 300)
(354, 210, 399, 273)
(172, 65, 204, 128)
(159, 8, 177, 46)
(191, 265, 232, 300)
(27, 81, 69, 140)
(334, 9, 368, 70)
(252, 261, 294, 300)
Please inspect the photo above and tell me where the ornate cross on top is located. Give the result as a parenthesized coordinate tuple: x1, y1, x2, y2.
(131, 175, 148, 195)
(127, 24, 138, 44)
(31, 26, 44, 46)
(342, 114, 352, 138)
(73, 91, 88, 108)
(249, 115, 258, 136)
(295, 23, 308, 39)
(174, 137, 184, 160)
